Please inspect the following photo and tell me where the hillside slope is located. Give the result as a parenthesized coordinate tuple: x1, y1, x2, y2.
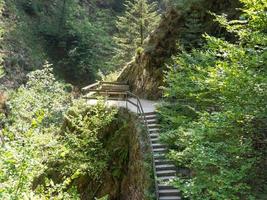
(0, 0, 124, 89)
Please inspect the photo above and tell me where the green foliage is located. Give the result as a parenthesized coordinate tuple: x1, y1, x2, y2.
(0, 114, 80, 200)
(1, 0, 121, 86)
(98, 69, 121, 82)
(8, 63, 71, 128)
(0, 67, 4, 79)
(180, 9, 204, 48)
(0, 66, 75, 199)
(159, 1, 267, 199)
(58, 100, 118, 180)
(0, 63, 149, 199)
(112, 0, 161, 68)
(96, 195, 109, 200)
(0, 0, 5, 78)
(50, 0, 117, 84)
(0, 66, 120, 199)
(3, 0, 46, 70)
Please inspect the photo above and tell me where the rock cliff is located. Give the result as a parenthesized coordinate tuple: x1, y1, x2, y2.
(118, 0, 240, 99)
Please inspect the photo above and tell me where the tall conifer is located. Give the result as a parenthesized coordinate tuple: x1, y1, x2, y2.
(113, 0, 160, 68)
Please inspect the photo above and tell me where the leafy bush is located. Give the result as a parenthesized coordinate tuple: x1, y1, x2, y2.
(0, 65, 74, 199)
(7, 64, 71, 128)
(159, 0, 267, 199)
(57, 99, 118, 180)
(0, 65, 120, 199)
(98, 69, 121, 82)
(0, 0, 4, 78)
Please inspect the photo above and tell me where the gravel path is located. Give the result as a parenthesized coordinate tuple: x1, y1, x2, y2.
(87, 98, 158, 113)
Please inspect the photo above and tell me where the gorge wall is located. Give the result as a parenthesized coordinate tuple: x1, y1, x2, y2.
(118, 0, 240, 99)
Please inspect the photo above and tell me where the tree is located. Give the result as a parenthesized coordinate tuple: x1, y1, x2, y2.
(112, 0, 161, 68)
(158, 0, 267, 199)
(0, 65, 76, 199)
(37, 0, 116, 84)
(0, 0, 5, 78)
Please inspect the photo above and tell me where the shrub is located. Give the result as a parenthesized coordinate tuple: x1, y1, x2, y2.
(0, 65, 74, 199)
(159, 0, 267, 199)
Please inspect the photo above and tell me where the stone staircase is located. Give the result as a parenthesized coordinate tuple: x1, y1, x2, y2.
(142, 112, 181, 200)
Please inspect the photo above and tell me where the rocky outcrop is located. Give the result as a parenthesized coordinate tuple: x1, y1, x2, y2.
(118, 8, 182, 99)
(82, 109, 153, 200)
(0, 91, 7, 113)
(33, 108, 154, 200)
(118, 0, 240, 100)
(0, 91, 7, 144)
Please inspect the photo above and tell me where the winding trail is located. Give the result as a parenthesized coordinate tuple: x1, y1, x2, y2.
(87, 98, 157, 113)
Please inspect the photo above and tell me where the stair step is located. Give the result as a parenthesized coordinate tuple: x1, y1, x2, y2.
(149, 130, 159, 134)
(152, 143, 166, 149)
(149, 127, 160, 131)
(143, 112, 157, 116)
(148, 123, 160, 126)
(146, 120, 157, 125)
(153, 153, 166, 159)
(139, 117, 153, 122)
(155, 159, 172, 165)
(149, 128, 160, 132)
(158, 176, 176, 182)
(153, 148, 167, 153)
(144, 115, 157, 120)
(149, 131, 160, 134)
(147, 124, 159, 128)
(159, 189, 180, 197)
(151, 138, 160, 143)
(156, 164, 176, 171)
(157, 170, 176, 177)
(159, 196, 181, 200)
(147, 118, 157, 122)
(150, 133, 159, 138)
(158, 184, 176, 190)
(149, 125, 159, 129)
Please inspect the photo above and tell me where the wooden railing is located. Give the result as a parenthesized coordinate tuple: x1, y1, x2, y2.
(82, 82, 159, 200)
(82, 81, 128, 92)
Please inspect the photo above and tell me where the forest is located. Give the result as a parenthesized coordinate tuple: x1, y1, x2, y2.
(0, 0, 266, 200)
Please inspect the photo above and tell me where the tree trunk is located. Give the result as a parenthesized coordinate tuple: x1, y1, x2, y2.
(140, 1, 144, 46)
(58, 0, 67, 34)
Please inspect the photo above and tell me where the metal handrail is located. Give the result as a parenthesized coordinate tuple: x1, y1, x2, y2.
(126, 91, 159, 200)
(82, 81, 100, 92)
(82, 82, 160, 200)
(101, 81, 127, 85)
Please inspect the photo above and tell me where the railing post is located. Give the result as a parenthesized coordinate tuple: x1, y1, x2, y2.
(126, 93, 128, 109)
(105, 90, 108, 103)
(137, 99, 138, 113)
